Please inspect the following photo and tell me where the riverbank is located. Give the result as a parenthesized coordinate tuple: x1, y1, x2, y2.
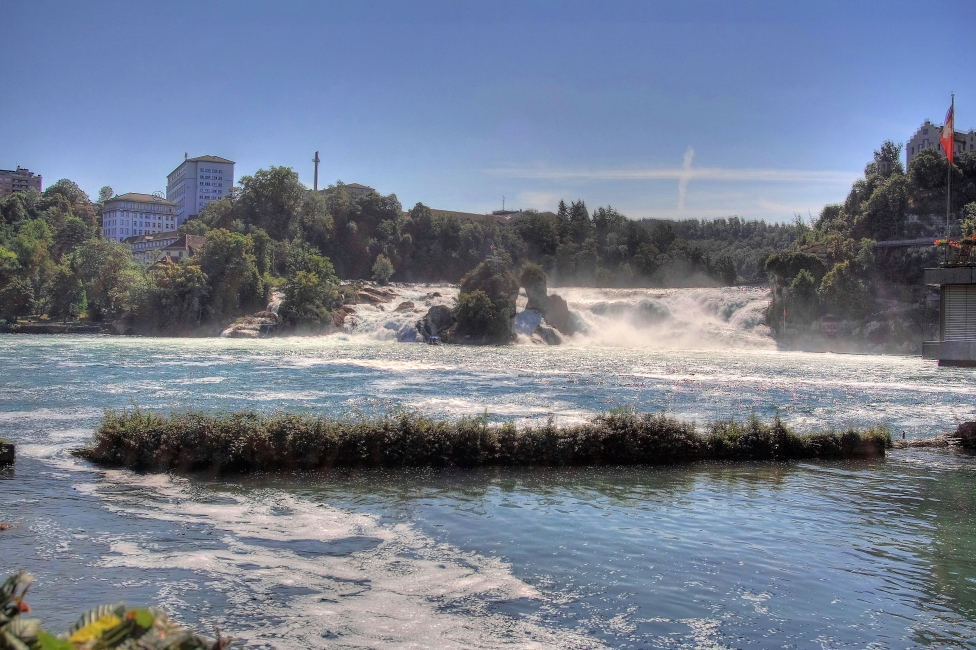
(0, 322, 106, 334)
(75, 409, 891, 473)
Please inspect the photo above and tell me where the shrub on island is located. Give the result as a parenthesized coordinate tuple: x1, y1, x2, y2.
(76, 408, 891, 474)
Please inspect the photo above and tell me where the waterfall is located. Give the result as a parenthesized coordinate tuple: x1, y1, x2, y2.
(333, 283, 773, 349)
(552, 286, 773, 349)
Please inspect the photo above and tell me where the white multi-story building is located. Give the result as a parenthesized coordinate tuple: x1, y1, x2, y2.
(906, 120, 976, 169)
(101, 193, 179, 242)
(166, 155, 235, 226)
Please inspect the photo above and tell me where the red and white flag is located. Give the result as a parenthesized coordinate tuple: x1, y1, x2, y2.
(941, 103, 955, 165)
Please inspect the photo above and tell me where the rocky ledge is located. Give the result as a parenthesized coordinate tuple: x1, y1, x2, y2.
(893, 422, 976, 451)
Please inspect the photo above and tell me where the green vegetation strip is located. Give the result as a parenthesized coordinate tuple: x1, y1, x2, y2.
(76, 409, 891, 473)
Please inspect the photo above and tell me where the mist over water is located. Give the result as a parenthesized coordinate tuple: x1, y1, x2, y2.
(339, 284, 773, 350)
(2, 303, 976, 649)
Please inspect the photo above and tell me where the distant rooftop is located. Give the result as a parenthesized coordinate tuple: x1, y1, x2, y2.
(123, 231, 180, 244)
(108, 193, 177, 206)
(423, 208, 513, 225)
(187, 155, 235, 164)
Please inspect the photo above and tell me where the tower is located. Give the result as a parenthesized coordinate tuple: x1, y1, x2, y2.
(313, 151, 320, 192)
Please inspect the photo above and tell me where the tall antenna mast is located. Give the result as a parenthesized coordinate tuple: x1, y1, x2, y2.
(502, 195, 505, 211)
(313, 151, 321, 192)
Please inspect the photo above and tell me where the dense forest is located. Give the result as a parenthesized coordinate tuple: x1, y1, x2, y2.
(764, 141, 976, 351)
(0, 165, 802, 335)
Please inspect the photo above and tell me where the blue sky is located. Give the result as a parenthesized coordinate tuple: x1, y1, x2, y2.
(3, 0, 974, 222)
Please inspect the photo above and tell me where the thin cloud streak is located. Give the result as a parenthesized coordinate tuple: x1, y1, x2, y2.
(488, 166, 858, 184)
(678, 147, 694, 210)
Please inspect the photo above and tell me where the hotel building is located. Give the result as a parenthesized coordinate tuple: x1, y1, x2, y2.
(166, 155, 235, 226)
(101, 193, 179, 242)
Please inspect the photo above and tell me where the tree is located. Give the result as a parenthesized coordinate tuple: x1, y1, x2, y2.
(48, 263, 85, 322)
(196, 229, 266, 321)
(454, 290, 512, 344)
(453, 260, 520, 343)
(178, 218, 210, 236)
(789, 269, 818, 324)
(961, 202, 976, 238)
(148, 263, 211, 332)
(372, 253, 394, 284)
(0, 277, 34, 322)
(568, 200, 593, 244)
(73, 239, 145, 320)
(817, 261, 868, 319)
(285, 243, 337, 283)
(865, 140, 904, 178)
(278, 271, 337, 329)
(713, 254, 737, 286)
(234, 166, 310, 240)
(53, 216, 95, 260)
(11, 219, 55, 307)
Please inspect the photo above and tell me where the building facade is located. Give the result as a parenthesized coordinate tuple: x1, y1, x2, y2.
(923, 266, 976, 367)
(123, 231, 181, 263)
(0, 167, 42, 198)
(906, 120, 976, 169)
(166, 155, 235, 226)
(101, 193, 179, 242)
(126, 232, 206, 265)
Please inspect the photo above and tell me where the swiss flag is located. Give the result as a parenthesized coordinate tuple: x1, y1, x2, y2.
(941, 104, 955, 165)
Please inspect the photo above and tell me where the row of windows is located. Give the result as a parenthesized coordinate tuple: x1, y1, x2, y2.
(200, 175, 223, 180)
(201, 182, 222, 187)
(200, 167, 224, 173)
(910, 142, 975, 154)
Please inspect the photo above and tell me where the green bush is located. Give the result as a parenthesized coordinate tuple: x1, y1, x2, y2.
(453, 290, 513, 343)
(0, 571, 227, 650)
(76, 408, 892, 474)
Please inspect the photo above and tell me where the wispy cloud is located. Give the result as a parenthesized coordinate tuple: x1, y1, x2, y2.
(487, 165, 858, 184)
(678, 147, 694, 210)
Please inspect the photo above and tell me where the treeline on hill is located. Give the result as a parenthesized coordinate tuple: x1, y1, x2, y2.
(765, 141, 976, 350)
(0, 166, 799, 335)
(188, 167, 799, 289)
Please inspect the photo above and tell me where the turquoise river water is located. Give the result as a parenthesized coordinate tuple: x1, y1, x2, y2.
(2, 328, 976, 649)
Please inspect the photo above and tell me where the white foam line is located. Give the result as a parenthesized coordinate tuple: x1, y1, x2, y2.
(68, 465, 608, 649)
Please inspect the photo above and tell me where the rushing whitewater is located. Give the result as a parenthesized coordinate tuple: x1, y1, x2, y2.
(337, 283, 773, 349)
(3, 312, 976, 649)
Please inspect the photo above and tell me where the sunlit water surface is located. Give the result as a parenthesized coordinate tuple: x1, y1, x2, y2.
(2, 334, 976, 649)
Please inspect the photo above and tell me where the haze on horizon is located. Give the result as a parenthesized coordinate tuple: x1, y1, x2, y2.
(2, 0, 974, 222)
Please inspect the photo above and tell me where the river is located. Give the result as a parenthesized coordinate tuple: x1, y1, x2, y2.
(1, 286, 975, 649)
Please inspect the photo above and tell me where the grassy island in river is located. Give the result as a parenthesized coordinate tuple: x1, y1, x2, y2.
(76, 408, 892, 473)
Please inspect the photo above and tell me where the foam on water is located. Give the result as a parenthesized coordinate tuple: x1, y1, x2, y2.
(67, 462, 607, 650)
(331, 283, 773, 350)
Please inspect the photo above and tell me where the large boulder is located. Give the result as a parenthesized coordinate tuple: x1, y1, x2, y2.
(417, 304, 456, 341)
(535, 324, 562, 345)
(950, 421, 976, 450)
(546, 294, 581, 336)
(332, 306, 356, 328)
(519, 263, 549, 316)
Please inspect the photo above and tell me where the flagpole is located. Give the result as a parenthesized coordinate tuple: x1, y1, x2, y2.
(946, 93, 954, 266)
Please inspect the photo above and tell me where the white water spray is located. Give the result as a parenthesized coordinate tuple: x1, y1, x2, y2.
(336, 283, 773, 350)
